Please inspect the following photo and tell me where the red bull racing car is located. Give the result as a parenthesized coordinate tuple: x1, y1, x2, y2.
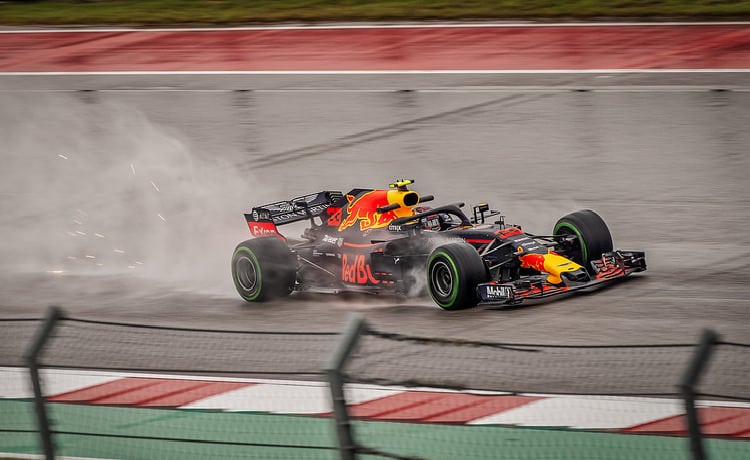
(231, 180, 646, 309)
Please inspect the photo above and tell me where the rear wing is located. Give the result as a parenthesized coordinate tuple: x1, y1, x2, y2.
(245, 191, 344, 226)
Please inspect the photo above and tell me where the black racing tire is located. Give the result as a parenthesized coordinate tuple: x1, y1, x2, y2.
(553, 209, 613, 272)
(426, 242, 488, 310)
(231, 237, 296, 302)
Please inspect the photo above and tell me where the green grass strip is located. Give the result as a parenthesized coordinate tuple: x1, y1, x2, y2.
(1, 1, 750, 27)
(2, 399, 749, 460)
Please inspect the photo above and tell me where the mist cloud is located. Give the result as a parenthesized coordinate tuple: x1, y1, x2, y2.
(0, 93, 262, 296)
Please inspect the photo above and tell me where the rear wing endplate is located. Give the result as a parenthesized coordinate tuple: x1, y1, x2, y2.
(245, 191, 344, 226)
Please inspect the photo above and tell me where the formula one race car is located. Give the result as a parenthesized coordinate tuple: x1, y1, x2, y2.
(231, 180, 646, 309)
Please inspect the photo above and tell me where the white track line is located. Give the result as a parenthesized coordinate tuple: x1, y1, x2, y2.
(2, 22, 750, 33)
(3, 86, 750, 94)
(1, 69, 749, 76)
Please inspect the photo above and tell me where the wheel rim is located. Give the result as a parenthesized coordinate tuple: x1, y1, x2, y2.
(235, 255, 258, 293)
(430, 260, 454, 299)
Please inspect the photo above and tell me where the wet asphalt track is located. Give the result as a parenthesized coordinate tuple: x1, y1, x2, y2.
(1, 72, 748, 378)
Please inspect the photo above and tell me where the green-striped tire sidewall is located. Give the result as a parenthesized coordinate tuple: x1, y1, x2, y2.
(428, 251, 460, 309)
(232, 245, 263, 301)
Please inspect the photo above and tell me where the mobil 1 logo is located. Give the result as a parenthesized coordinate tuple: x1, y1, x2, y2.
(479, 283, 514, 303)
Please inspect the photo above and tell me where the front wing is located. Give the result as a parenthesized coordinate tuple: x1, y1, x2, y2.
(477, 251, 646, 305)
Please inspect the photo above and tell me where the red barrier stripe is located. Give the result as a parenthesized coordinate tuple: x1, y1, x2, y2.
(423, 395, 540, 423)
(623, 407, 750, 437)
(700, 409, 750, 437)
(140, 381, 251, 407)
(49, 377, 253, 407)
(348, 392, 539, 422)
(365, 393, 486, 421)
(349, 391, 444, 418)
(49, 377, 161, 403)
(94, 379, 211, 405)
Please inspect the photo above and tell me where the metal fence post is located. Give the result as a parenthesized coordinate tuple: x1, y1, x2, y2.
(326, 313, 367, 460)
(680, 329, 719, 460)
(24, 306, 63, 460)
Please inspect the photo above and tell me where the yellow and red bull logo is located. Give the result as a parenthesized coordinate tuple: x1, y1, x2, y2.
(337, 189, 419, 232)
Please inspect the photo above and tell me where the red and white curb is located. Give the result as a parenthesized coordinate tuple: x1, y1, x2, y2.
(2, 367, 749, 437)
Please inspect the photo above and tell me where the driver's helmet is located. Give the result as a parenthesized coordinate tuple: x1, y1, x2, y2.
(413, 206, 455, 231)
(435, 213, 456, 230)
(427, 213, 454, 231)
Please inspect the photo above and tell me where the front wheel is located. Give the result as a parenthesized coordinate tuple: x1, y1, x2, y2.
(553, 209, 613, 272)
(427, 242, 487, 310)
(231, 238, 296, 302)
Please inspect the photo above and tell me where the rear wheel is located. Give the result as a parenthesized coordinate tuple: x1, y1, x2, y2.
(232, 238, 296, 302)
(427, 242, 487, 310)
(553, 210, 613, 271)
